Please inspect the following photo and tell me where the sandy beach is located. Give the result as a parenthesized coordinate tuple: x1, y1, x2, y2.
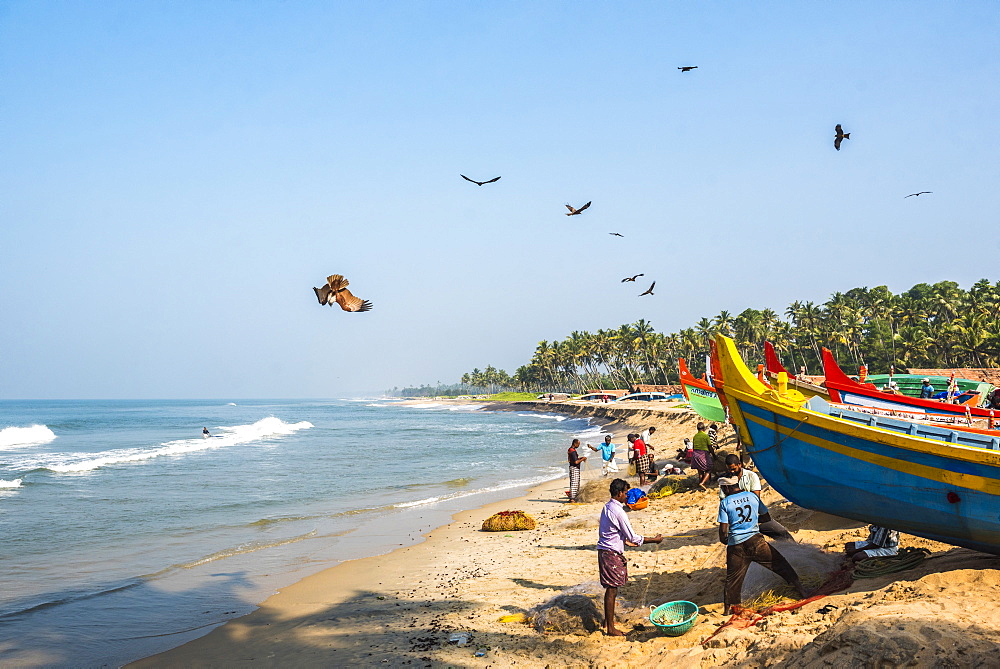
(131, 401, 1000, 668)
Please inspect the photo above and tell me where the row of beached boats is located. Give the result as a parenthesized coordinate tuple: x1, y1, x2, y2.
(682, 339, 1000, 557)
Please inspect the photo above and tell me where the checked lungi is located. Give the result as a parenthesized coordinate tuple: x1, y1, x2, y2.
(635, 453, 654, 476)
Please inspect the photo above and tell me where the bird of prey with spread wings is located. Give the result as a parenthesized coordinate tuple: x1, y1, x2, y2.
(905, 191, 932, 198)
(313, 274, 372, 313)
(621, 273, 644, 283)
(639, 281, 655, 296)
(609, 232, 624, 237)
(678, 66, 698, 72)
(834, 124, 851, 151)
(565, 201, 592, 216)
(461, 174, 501, 186)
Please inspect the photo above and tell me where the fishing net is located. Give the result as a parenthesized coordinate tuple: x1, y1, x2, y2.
(481, 510, 537, 532)
(530, 593, 604, 635)
(648, 476, 697, 498)
(702, 567, 855, 646)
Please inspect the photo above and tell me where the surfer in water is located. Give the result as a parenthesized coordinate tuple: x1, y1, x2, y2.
(202, 427, 210, 438)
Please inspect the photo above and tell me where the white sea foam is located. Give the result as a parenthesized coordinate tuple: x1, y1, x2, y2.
(447, 404, 486, 411)
(515, 413, 568, 422)
(226, 403, 237, 406)
(0, 425, 57, 449)
(39, 417, 312, 474)
(0, 478, 23, 488)
(392, 468, 565, 509)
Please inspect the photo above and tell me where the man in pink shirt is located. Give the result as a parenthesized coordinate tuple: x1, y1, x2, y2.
(597, 478, 662, 635)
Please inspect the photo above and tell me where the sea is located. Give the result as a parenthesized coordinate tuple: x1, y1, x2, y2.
(0, 399, 602, 668)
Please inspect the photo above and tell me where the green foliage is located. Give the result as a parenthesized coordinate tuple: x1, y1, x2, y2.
(395, 279, 1000, 395)
(486, 392, 538, 401)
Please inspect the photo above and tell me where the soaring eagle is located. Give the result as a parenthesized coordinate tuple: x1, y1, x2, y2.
(834, 124, 850, 151)
(313, 274, 372, 313)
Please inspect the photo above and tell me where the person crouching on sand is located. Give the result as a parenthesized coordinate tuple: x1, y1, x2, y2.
(720, 454, 795, 542)
(598, 478, 662, 635)
(717, 476, 806, 615)
(567, 439, 587, 502)
(588, 435, 619, 476)
(845, 525, 900, 562)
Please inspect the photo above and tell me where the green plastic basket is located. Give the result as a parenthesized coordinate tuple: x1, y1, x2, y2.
(649, 600, 698, 636)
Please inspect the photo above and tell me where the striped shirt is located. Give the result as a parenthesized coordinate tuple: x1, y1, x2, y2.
(866, 525, 900, 549)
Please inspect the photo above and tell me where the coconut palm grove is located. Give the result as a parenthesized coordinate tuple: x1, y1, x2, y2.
(393, 280, 1000, 396)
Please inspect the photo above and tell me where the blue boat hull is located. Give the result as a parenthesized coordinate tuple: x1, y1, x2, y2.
(714, 334, 1000, 557)
(736, 398, 1000, 555)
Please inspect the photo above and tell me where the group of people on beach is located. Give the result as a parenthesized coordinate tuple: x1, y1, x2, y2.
(568, 422, 732, 501)
(575, 421, 901, 635)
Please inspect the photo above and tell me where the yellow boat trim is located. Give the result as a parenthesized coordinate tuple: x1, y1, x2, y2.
(728, 385, 1000, 467)
(740, 405, 1000, 495)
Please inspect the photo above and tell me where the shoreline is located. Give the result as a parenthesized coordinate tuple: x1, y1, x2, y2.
(131, 401, 1000, 667)
(129, 402, 649, 667)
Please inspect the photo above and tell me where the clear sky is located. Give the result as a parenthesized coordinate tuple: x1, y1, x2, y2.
(1, 2, 998, 399)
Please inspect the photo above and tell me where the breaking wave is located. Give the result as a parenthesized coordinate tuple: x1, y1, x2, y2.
(0, 425, 57, 449)
(29, 417, 312, 474)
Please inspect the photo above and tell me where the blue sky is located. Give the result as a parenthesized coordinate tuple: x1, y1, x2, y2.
(1, 2, 998, 398)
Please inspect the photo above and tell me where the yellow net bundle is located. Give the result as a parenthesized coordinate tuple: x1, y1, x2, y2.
(482, 510, 537, 531)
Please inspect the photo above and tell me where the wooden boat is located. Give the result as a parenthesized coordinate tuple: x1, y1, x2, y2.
(821, 348, 996, 418)
(763, 342, 830, 400)
(861, 374, 991, 400)
(678, 357, 727, 422)
(765, 344, 992, 400)
(715, 334, 1000, 556)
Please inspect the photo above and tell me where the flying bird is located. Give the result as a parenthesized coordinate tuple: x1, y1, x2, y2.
(313, 274, 372, 313)
(621, 273, 644, 283)
(565, 201, 592, 216)
(905, 191, 932, 198)
(678, 66, 698, 72)
(639, 281, 656, 296)
(460, 174, 501, 186)
(834, 124, 851, 151)
(609, 232, 624, 237)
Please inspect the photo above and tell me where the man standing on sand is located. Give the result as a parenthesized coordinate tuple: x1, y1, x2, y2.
(691, 422, 716, 490)
(717, 477, 807, 614)
(628, 434, 651, 485)
(598, 478, 663, 636)
(588, 435, 619, 476)
(567, 439, 587, 503)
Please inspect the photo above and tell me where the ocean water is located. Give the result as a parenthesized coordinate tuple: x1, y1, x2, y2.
(0, 399, 600, 667)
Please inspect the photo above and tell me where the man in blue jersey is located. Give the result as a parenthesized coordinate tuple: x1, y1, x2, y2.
(717, 477, 806, 614)
(588, 435, 619, 476)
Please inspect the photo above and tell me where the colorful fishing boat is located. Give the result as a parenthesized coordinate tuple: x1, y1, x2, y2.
(764, 343, 992, 401)
(716, 334, 1000, 556)
(861, 374, 991, 400)
(822, 348, 996, 418)
(678, 357, 727, 422)
(763, 342, 830, 400)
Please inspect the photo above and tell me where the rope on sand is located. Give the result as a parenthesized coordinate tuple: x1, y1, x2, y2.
(701, 566, 855, 647)
(852, 547, 930, 579)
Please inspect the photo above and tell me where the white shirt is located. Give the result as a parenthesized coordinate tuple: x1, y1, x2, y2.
(718, 468, 762, 499)
(640, 429, 653, 449)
